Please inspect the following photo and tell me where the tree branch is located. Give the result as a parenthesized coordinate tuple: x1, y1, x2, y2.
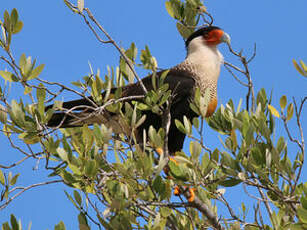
(0, 179, 63, 210)
(77, 7, 148, 95)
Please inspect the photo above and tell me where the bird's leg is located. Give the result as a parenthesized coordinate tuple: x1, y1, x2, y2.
(155, 147, 178, 163)
(174, 186, 196, 202)
(155, 147, 178, 175)
(155, 148, 196, 202)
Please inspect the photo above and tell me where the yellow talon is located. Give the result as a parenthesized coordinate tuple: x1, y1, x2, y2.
(169, 157, 178, 165)
(156, 147, 163, 155)
(187, 188, 196, 202)
(173, 186, 196, 202)
(174, 186, 180, 196)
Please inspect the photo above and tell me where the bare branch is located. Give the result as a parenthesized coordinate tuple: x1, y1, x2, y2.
(190, 195, 225, 230)
(257, 187, 274, 226)
(79, 7, 148, 95)
(225, 42, 256, 112)
(0, 179, 63, 210)
(174, 187, 225, 230)
(290, 97, 306, 196)
(0, 153, 42, 169)
(224, 63, 249, 87)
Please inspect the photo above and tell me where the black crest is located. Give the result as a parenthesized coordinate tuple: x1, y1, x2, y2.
(185, 26, 221, 47)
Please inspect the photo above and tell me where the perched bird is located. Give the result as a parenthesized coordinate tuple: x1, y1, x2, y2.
(47, 26, 230, 153)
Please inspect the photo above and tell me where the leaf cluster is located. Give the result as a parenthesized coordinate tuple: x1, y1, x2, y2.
(0, 5, 306, 230)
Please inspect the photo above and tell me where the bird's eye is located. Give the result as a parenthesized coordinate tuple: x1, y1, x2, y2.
(203, 33, 209, 39)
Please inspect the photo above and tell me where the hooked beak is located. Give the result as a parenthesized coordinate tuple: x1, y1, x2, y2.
(220, 32, 231, 45)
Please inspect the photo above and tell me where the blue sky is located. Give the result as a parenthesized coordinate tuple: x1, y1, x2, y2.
(0, 1, 306, 229)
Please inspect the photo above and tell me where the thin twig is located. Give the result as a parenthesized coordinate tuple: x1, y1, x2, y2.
(190, 196, 225, 230)
(224, 63, 248, 87)
(0, 153, 42, 169)
(80, 8, 148, 95)
(0, 179, 63, 210)
(226, 42, 256, 112)
(175, 186, 225, 230)
(290, 97, 306, 196)
(257, 186, 274, 227)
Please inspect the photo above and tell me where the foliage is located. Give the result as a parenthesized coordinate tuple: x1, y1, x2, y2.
(0, 2, 306, 230)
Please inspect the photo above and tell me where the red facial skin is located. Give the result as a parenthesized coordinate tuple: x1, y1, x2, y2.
(204, 29, 224, 46)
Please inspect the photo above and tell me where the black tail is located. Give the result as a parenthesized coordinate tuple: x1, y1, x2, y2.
(47, 112, 80, 128)
(46, 97, 96, 128)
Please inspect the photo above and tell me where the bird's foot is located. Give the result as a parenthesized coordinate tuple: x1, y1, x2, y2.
(155, 147, 178, 164)
(156, 148, 196, 201)
(155, 147, 178, 175)
(174, 186, 196, 202)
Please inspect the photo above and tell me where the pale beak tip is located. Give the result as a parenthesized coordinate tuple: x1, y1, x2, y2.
(221, 32, 231, 45)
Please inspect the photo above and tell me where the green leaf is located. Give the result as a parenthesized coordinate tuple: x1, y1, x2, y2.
(4, 10, 11, 33)
(172, 156, 192, 165)
(183, 116, 192, 135)
(221, 152, 238, 171)
(165, 1, 175, 18)
(286, 103, 294, 121)
(19, 132, 40, 144)
(21, 56, 36, 79)
(0, 70, 18, 82)
(190, 141, 202, 162)
(0, 104, 7, 124)
(19, 53, 26, 70)
(301, 196, 307, 210)
(36, 83, 46, 118)
(10, 173, 20, 186)
(148, 126, 163, 148)
(230, 129, 238, 151)
(57, 147, 69, 162)
(131, 103, 137, 126)
(267, 104, 280, 118)
(297, 206, 307, 223)
(293, 59, 307, 76)
(260, 88, 269, 109)
(0, 169, 5, 185)
(85, 159, 97, 177)
(62, 170, 76, 185)
(290, 224, 307, 230)
(153, 175, 166, 198)
(2, 222, 10, 230)
(279, 95, 287, 110)
(73, 190, 82, 206)
(176, 22, 193, 39)
(201, 152, 210, 170)
(12, 21, 23, 34)
(140, 45, 157, 70)
(10, 214, 19, 230)
(10, 9, 18, 28)
(63, 0, 79, 13)
(212, 148, 219, 163)
(28, 64, 45, 80)
(300, 60, 307, 72)
(10, 100, 25, 127)
(78, 213, 90, 230)
(219, 178, 241, 187)
(175, 119, 186, 134)
(54, 221, 66, 230)
(168, 160, 189, 181)
(192, 117, 199, 128)
(77, 0, 84, 12)
(155, 156, 169, 177)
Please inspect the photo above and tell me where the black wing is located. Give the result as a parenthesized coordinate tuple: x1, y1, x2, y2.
(47, 69, 197, 153)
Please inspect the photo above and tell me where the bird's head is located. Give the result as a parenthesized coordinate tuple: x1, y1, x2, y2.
(185, 26, 230, 49)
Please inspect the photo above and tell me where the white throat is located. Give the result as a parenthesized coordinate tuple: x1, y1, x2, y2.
(185, 36, 224, 83)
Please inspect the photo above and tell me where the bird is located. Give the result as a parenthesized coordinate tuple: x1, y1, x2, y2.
(46, 26, 230, 154)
